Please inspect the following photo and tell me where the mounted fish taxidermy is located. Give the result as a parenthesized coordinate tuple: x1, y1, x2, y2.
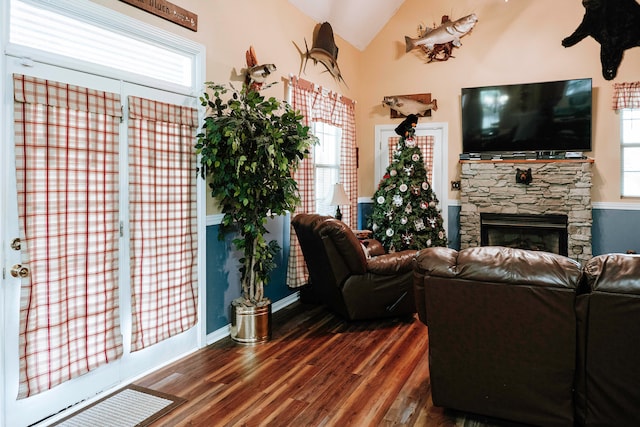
(419, 16, 456, 62)
(562, 0, 640, 80)
(405, 14, 478, 61)
(382, 94, 438, 118)
(243, 45, 276, 91)
(293, 22, 347, 86)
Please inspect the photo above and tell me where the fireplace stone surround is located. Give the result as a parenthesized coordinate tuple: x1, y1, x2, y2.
(459, 159, 593, 264)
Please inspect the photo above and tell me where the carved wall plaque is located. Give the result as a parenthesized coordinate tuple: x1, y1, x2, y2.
(119, 0, 197, 32)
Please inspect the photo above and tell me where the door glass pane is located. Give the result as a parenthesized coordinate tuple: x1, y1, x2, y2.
(13, 74, 123, 398)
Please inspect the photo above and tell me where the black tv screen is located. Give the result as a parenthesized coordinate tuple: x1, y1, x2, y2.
(461, 78, 592, 154)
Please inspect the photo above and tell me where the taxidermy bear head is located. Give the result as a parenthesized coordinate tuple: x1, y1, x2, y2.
(516, 168, 532, 185)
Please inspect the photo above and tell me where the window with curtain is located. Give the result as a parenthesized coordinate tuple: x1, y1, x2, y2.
(287, 76, 357, 288)
(313, 122, 343, 216)
(128, 96, 199, 351)
(613, 82, 640, 197)
(13, 74, 123, 398)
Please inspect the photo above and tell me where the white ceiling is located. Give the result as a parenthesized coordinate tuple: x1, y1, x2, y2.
(288, 0, 407, 51)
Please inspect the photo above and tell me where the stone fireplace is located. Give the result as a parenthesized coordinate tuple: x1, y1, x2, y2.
(459, 159, 593, 264)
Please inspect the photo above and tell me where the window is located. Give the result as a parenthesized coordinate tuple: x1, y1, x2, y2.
(622, 109, 640, 197)
(313, 122, 342, 216)
(8, 0, 201, 91)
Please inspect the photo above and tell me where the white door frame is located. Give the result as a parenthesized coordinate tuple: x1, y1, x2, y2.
(375, 122, 449, 234)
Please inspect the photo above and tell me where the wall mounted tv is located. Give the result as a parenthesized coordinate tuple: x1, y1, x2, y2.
(461, 78, 592, 154)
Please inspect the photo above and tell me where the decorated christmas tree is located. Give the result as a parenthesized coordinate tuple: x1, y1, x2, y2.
(368, 114, 447, 252)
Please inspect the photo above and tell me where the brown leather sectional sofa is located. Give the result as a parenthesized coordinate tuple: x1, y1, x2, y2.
(413, 246, 640, 427)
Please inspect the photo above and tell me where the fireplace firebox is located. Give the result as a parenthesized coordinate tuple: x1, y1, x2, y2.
(480, 213, 568, 256)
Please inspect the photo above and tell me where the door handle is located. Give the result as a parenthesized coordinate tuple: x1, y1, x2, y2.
(10, 264, 30, 278)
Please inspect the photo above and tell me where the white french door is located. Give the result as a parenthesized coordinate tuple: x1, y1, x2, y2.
(1, 59, 201, 427)
(375, 123, 449, 233)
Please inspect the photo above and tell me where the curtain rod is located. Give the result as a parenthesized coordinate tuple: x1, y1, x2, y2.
(288, 74, 355, 107)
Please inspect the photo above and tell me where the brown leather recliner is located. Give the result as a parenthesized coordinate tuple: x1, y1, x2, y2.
(413, 246, 583, 427)
(291, 213, 417, 320)
(575, 253, 640, 427)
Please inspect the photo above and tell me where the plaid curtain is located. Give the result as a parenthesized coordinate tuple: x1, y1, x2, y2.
(612, 82, 640, 110)
(128, 96, 199, 351)
(388, 135, 435, 182)
(13, 74, 123, 398)
(287, 76, 357, 288)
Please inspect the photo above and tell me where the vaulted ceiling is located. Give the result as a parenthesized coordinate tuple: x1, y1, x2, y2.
(288, 0, 407, 51)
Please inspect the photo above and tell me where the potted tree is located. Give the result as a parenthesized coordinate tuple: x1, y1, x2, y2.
(196, 81, 315, 344)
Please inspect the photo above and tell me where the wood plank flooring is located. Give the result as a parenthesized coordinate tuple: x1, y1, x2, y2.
(135, 301, 513, 427)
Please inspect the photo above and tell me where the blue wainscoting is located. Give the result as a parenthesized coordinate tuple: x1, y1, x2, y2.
(205, 213, 296, 334)
(356, 201, 640, 255)
(592, 206, 640, 255)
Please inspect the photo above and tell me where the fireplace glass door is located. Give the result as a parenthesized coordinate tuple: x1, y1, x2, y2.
(480, 213, 568, 256)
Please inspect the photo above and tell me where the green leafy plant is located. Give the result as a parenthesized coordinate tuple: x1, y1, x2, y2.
(196, 82, 315, 306)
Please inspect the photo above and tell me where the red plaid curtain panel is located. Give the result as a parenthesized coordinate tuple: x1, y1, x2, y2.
(128, 96, 199, 351)
(12, 75, 199, 398)
(286, 77, 357, 288)
(612, 82, 640, 110)
(13, 74, 124, 398)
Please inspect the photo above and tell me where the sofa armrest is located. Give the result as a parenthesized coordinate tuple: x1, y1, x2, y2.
(361, 238, 386, 257)
(367, 250, 417, 275)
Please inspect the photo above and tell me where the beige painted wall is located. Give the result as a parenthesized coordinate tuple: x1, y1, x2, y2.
(92, 0, 640, 207)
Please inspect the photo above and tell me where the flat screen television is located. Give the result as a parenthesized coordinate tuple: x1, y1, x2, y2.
(460, 78, 592, 154)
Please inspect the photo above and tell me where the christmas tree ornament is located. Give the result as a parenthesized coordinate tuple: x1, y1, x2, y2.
(399, 183, 408, 192)
(402, 233, 413, 245)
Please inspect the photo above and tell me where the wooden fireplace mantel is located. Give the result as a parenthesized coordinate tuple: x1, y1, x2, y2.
(460, 158, 594, 165)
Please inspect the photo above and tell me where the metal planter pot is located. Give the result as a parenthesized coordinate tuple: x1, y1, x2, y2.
(230, 298, 272, 345)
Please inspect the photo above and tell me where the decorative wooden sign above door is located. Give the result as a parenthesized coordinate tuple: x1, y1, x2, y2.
(119, 0, 197, 32)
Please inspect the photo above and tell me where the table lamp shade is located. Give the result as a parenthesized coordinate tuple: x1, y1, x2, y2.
(330, 183, 349, 220)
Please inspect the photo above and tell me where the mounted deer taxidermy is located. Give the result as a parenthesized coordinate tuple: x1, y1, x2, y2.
(562, 0, 640, 80)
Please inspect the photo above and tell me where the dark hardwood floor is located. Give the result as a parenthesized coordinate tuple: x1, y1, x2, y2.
(136, 301, 508, 426)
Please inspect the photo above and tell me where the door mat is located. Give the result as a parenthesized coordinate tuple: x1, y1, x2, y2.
(51, 384, 186, 427)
